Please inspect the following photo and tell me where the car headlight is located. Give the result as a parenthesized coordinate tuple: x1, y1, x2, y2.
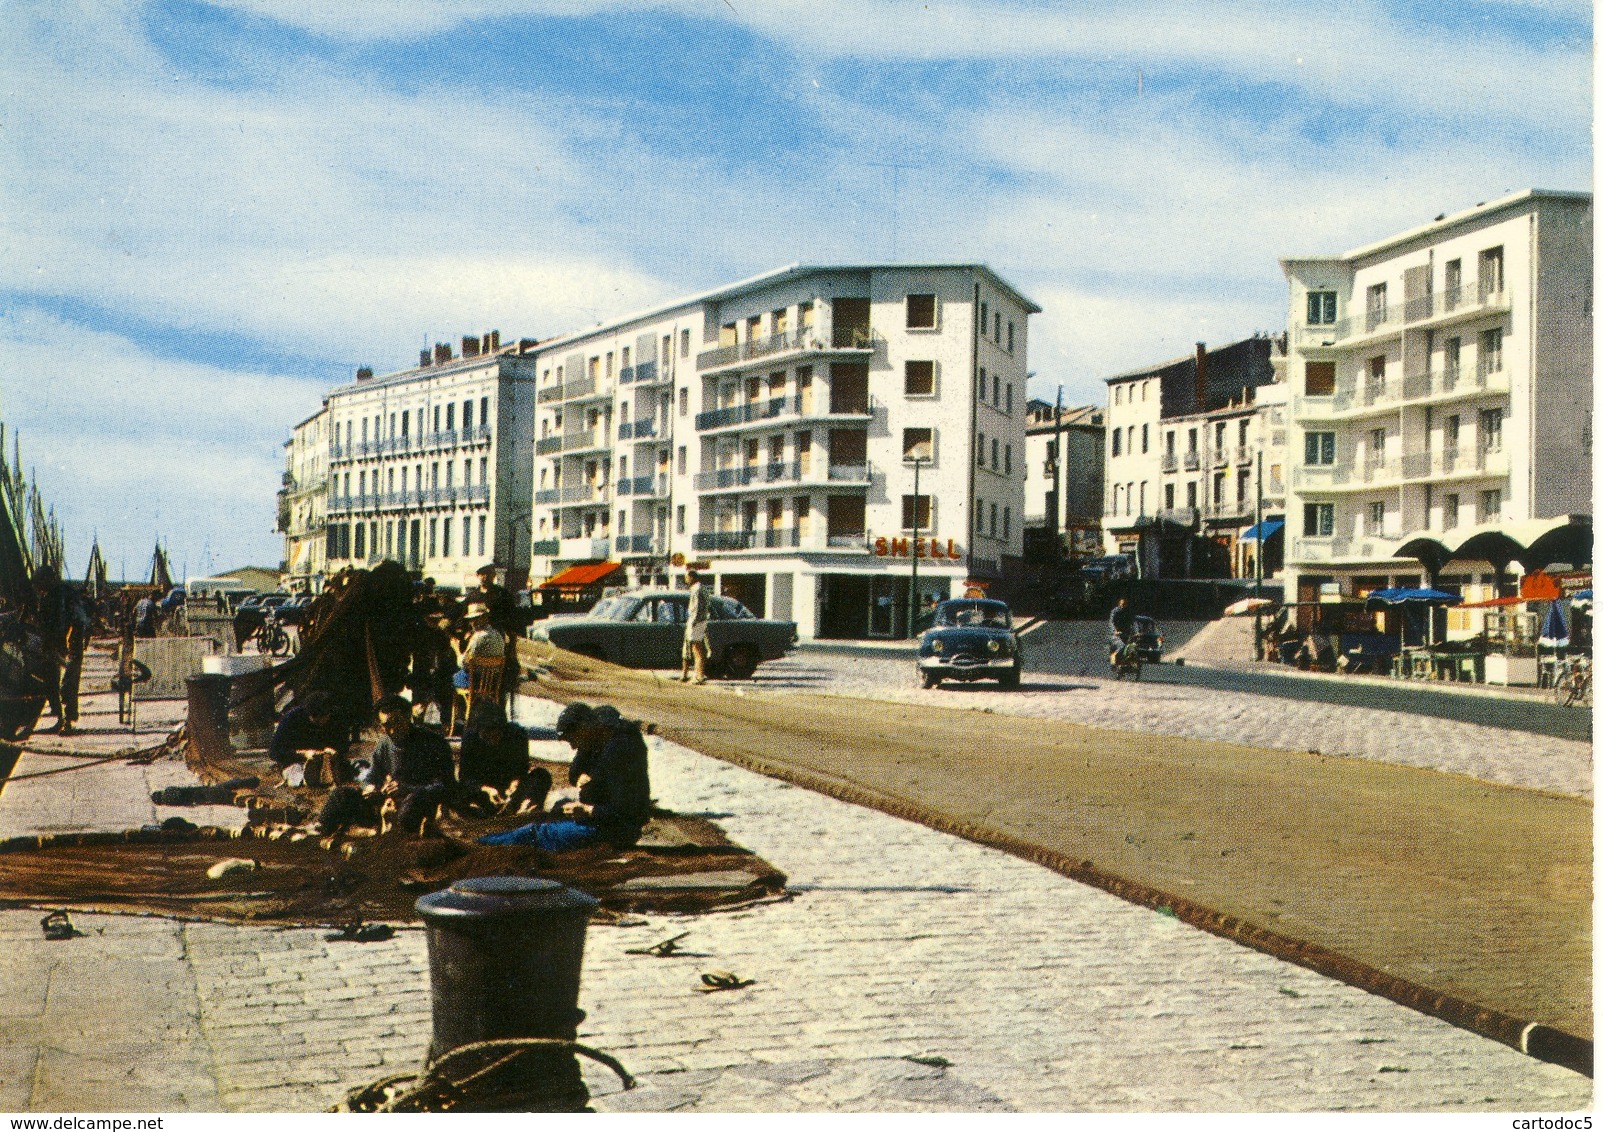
(987, 639, 1000, 653)
(932, 639, 944, 653)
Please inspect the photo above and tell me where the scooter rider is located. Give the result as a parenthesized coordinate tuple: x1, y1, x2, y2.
(1108, 596, 1138, 667)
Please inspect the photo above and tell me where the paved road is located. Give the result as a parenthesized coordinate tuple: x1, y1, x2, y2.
(806, 619, 1590, 743)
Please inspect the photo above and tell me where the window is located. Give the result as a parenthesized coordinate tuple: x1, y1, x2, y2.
(1368, 355, 1386, 391)
(1306, 290, 1337, 324)
(1445, 414, 1461, 453)
(1305, 361, 1335, 396)
(1444, 493, 1460, 530)
(903, 428, 933, 461)
(680, 329, 691, 357)
(902, 494, 932, 530)
(1369, 501, 1385, 535)
(1445, 259, 1463, 306)
(1164, 483, 1175, 510)
(1002, 506, 1010, 540)
(445, 403, 455, 430)
(990, 501, 998, 536)
(442, 517, 453, 558)
(977, 431, 986, 466)
(978, 368, 987, 402)
(991, 437, 999, 469)
(1004, 444, 1012, 475)
(1444, 336, 1462, 381)
(1305, 431, 1336, 465)
(1005, 384, 1013, 414)
(1479, 327, 1503, 376)
(1165, 431, 1175, 456)
(979, 301, 988, 335)
(994, 312, 1002, 342)
(462, 401, 472, 433)
(1212, 472, 1224, 505)
(1479, 408, 1503, 451)
(1186, 481, 1197, 509)
(1140, 424, 1148, 454)
(1111, 430, 1122, 458)
(1368, 428, 1386, 466)
(906, 294, 937, 329)
(975, 499, 985, 534)
(1114, 385, 1123, 406)
(1479, 246, 1504, 298)
(1480, 489, 1502, 522)
(677, 446, 687, 475)
(478, 516, 487, 557)
(905, 360, 935, 396)
(676, 504, 685, 533)
(1007, 321, 1015, 352)
(678, 387, 688, 416)
(1366, 281, 1388, 328)
(1304, 502, 1334, 537)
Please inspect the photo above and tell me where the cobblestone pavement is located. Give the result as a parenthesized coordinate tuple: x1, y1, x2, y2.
(0, 685, 1590, 1112)
(718, 650, 1592, 799)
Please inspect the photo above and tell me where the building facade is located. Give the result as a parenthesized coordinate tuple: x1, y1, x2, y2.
(1281, 189, 1592, 603)
(527, 264, 1037, 639)
(1022, 400, 1104, 561)
(1100, 337, 1286, 578)
(278, 405, 329, 590)
(320, 333, 538, 590)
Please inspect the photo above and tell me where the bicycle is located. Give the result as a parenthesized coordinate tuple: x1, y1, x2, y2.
(1553, 655, 1591, 707)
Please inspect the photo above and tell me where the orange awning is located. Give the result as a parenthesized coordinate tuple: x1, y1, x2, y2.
(1458, 595, 1528, 609)
(538, 561, 623, 590)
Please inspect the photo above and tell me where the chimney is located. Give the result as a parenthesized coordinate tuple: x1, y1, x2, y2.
(488, 330, 501, 351)
(355, 365, 374, 382)
(462, 335, 480, 358)
(519, 337, 538, 354)
(435, 342, 452, 364)
(1194, 342, 1208, 411)
(420, 349, 432, 368)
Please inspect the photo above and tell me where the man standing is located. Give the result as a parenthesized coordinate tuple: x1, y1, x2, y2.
(133, 590, 160, 638)
(478, 701, 650, 852)
(680, 567, 710, 685)
(1108, 595, 1137, 667)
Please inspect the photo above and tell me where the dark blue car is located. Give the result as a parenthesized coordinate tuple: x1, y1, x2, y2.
(916, 599, 1022, 690)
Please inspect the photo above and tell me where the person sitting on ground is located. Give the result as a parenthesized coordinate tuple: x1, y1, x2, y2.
(453, 701, 551, 817)
(1108, 596, 1137, 666)
(268, 691, 347, 771)
(315, 694, 454, 836)
(477, 701, 650, 852)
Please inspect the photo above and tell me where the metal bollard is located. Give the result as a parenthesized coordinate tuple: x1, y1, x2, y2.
(415, 876, 601, 1111)
(185, 673, 231, 764)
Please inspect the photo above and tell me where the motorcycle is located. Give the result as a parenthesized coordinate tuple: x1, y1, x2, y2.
(1109, 635, 1142, 680)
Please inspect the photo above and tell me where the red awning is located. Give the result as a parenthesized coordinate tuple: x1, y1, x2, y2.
(538, 561, 623, 590)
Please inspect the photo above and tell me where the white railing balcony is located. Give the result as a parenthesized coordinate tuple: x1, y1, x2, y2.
(558, 536, 613, 560)
(1291, 536, 1352, 562)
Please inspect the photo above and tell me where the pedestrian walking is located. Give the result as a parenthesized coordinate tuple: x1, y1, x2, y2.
(680, 567, 710, 684)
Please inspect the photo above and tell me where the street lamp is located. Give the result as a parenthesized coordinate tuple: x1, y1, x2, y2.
(907, 454, 929, 639)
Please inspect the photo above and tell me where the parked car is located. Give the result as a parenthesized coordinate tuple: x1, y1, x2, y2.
(528, 589, 796, 679)
(916, 598, 1022, 689)
(159, 586, 186, 612)
(1079, 554, 1135, 584)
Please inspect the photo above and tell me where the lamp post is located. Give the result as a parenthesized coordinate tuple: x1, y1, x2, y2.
(907, 455, 928, 639)
(1253, 446, 1265, 661)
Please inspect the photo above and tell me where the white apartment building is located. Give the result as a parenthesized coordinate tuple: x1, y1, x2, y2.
(320, 333, 538, 589)
(278, 404, 330, 590)
(1022, 400, 1103, 560)
(528, 264, 1036, 639)
(1282, 189, 1592, 604)
(1101, 337, 1286, 578)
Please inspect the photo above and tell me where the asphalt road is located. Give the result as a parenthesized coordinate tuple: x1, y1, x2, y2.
(808, 619, 1590, 743)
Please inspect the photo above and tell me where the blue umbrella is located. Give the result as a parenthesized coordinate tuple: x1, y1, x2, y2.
(1539, 601, 1569, 648)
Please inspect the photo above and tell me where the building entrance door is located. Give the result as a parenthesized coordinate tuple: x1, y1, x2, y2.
(868, 575, 906, 638)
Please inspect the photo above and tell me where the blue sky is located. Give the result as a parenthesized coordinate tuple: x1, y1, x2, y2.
(0, 0, 1590, 577)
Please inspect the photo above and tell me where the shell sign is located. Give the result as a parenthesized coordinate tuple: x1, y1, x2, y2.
(873, 537, 961, 559)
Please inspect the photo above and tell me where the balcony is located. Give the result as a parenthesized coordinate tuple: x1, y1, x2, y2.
(696, 328, 879, 374)
(535, 436, 564, 456)
(691, 528, 804, 553)
(615, 534, 661, 555)
(557, 536, 613, 560)
(1182, 452, 1200, 471)
(618, 419, 658, 441)
(462, 484, 490, 505)
(537, 384, 564, 404)
(531, 538, 560, 556)
(827, 463, 871, 483)
(1291, 536, 1354, 562)
(558, 483, 601, 505)
(1403, 280, 1508, 327)
(620, 359, 665, 385)
(1160, 453, 1178, 473)
(616, 474, 667, 497)
(695, 462, 795, 491)
(562, 429, 606, 454)
(535, 488, 561, 505)
(696, 395, 794, 432)
(1212, 448, 1229, 467)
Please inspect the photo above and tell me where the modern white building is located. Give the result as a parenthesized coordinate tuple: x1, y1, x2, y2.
(527, 264, 1037, 639)
(1281, 189, 1592, 604)
(320, 333, 538, 590)
(1100, 337, 1285, 578)
(1022, 399, 1103, 561)
(278, 404, 330, 590)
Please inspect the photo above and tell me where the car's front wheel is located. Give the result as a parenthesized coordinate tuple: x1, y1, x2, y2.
(920, 670, 941, 689)
(999, 664, 1021, 690)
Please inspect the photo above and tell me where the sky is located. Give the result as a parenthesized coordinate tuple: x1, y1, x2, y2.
(0, 0, 1591, 578)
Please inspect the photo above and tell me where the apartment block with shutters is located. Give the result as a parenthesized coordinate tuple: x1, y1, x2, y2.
(526, 264, 1037, 640)
(1281, 189, 1592, 605)
(317, 334, 539, 590)
(279, 404, 331, 588)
